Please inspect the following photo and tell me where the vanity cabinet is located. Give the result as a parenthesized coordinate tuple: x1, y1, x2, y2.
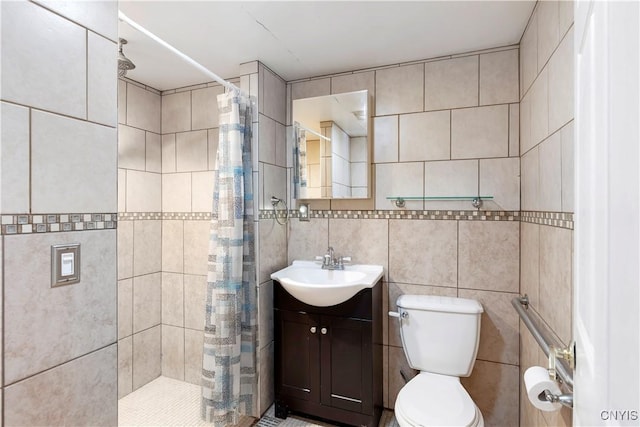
(273, 279, 382, 427)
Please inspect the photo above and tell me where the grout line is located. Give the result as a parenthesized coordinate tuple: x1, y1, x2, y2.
(456, 220, 460, 297)
(0, 100, 116, 130)
(28, 108, 33, 214)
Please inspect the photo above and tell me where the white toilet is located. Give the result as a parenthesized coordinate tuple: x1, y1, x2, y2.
(391, 295, 484, 427)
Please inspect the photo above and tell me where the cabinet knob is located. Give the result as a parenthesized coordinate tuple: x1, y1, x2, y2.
(310, 326, 317, 334)
(321, 327, 328, 335)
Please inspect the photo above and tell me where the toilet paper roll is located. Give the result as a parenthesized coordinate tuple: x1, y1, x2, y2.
(524, 366, 562, 412)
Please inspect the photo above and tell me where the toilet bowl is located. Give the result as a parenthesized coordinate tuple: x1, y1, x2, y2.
(394, 372, 483, 427)
(390, 295, 484, 427)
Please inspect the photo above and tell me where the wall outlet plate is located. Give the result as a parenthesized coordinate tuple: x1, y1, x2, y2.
(51, 243, 81, 287)
(299, 203, 310, 221)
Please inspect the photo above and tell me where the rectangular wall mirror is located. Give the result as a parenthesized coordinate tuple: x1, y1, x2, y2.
(293, 90, 370, 199)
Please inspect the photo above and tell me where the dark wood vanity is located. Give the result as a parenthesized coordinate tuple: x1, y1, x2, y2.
(273, 279, 383, 427)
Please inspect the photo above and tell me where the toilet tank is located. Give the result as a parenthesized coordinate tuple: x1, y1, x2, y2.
(396, 295, 483, 377)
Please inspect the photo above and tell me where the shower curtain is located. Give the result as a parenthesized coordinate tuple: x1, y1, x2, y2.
(292, 124, 307, 198)
(202, 91, 257, 425)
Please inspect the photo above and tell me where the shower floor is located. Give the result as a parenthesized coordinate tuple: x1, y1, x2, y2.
(118, 376, 399, 427)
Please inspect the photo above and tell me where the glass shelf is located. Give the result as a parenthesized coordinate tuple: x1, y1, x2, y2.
(386, 196, 493, 209)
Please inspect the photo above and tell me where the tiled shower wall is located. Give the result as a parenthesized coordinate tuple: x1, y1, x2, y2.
(117, 78, 163, 398)
(278, 47, 523, 426)
(519, 2, 574, 427)
(1, 1, 118, 425)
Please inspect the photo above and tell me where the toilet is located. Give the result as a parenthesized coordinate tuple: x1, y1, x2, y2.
(391, 295, 484, 427)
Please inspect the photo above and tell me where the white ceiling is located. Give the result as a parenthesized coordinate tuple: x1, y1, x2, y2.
(118, 1, 535, 91)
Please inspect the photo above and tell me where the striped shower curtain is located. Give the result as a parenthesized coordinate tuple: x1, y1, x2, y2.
(292, 123, 307, 198)
(202, 91, 257, 425)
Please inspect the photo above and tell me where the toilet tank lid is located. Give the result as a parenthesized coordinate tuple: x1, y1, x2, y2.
(397, 295, 484, 314)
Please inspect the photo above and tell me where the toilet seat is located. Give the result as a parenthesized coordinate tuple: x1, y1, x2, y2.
(395, 372, 483, 427)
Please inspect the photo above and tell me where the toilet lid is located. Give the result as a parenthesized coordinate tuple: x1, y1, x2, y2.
(396, 373, 479, 427)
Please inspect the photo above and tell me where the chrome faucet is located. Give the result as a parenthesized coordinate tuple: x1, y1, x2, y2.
(319, 246, 351, 270)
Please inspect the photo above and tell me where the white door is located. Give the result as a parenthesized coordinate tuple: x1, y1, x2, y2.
(574, 0, 640, 425)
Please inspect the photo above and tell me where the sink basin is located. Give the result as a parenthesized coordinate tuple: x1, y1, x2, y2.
(271, 260, 384, 307)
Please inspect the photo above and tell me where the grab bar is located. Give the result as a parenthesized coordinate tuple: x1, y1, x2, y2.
(511, 295, 574, 390)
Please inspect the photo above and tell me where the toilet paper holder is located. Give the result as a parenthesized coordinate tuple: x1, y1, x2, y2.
(542, 344, 575, 409)
(538, 389, 574, 409)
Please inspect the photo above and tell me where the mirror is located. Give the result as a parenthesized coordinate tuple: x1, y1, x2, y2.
(293, 90, 370, 199)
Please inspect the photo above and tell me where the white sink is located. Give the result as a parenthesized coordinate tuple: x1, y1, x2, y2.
(271, 260, 384, 307)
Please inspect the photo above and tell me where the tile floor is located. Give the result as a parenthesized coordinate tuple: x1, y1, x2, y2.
(118, 376, 399, 427)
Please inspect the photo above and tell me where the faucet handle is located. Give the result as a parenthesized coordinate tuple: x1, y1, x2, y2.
(339, 256, 352, 265)
(314, 256, 324, 264)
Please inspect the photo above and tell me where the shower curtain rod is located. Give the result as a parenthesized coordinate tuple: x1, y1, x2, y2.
(294, 122, 331, 142)
(118, 10, 243, 94)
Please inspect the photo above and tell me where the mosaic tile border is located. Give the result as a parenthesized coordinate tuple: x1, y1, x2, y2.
(117, 212, 212, 221)
(520, 211, 574, 230)
(1, 213, 117, 235)
(259, 209, 521, 221)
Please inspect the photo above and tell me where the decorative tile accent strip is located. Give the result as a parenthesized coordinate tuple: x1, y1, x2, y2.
(1, 213, 117, 235)
(117, 212, 163, 221)
(117, 212, 212, 221)
(259, 209, 521, 221)
(520, 211, 574, 230)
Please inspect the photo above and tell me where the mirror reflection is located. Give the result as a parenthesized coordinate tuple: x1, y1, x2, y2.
(293, 90, 369, 199)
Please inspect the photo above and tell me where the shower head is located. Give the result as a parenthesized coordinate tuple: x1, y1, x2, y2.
(118, 38, 135, 77)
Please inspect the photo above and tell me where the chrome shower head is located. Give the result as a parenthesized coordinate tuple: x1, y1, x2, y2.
(118, 38, 135, 77)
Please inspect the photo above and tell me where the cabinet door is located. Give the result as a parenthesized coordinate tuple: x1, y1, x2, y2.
(275, 309, 321, 403)
(320, 316, 372, 414)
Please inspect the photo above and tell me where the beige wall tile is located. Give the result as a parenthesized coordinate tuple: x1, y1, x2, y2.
(424, 56, 478, 111)
(376, 64, 424, 115)
(480, 49, 519, 105)
(509, 104, 520, 157)
(259, 115, 276, 164)
(133, 325, 161, 390)
(162, 273, 184, 327)
(375, 162, 423, 210)
(162, 325, 185, 381)
(537, 0, 560, 71)
(208, 129, 220, 170)
(458, 221, 519, 292)
(118, 337, 133, 399)
(192, 86, 223, 130)
(162, 220, 184, 273)
(479, 157, 520, 211)
(133, 220, 161, 276)
(558, 0, 574, 38)
(118, 80, 127, 124)
(259, 342, 275, 415)
(287, 218, 329, 263)
(146, 132, 162, 173)
(31, 110, 117, 213)
(263, 68, 287, 124)
(425, 160, 478, 197)
(258, 219, 288, 285)
(184, 274, 207, 330)
(162, 173, 192, 213)
(521, 147, 540, 211)
(118, 220, 134, 279)
(162, 134, 177, 173)
(4, 230, 116, 384)
(520, 222, 540, 309)
(520, 92, 533, 154)
(539, 226, 573, 344)
(389, 220, 457, 287)
(291, 78, 331, 101)
(548, 28, 574, 133)
(399, 111, 450, 161)
(87, 31, 117, 126)
(262, 164, 287, 210)
(127, 83, 161, 133)
(118, 169, 127, 212)
(458, 289, 519, 365)
(176, 130, 208, 172)
(184, 328, 204, 385)
(331, 71, 375, 97)
(1, 102, 30, 213)
(118, 278, 133, 339)
(539, 133, 562, 212)
(4, 345, 117, 426)
(133, 273, 161, 333)
(275, 122, 287, 168)
(162, 91, 191, 133)
(118, 125, 146, 171)
(183, 220, 210, 275)
(520, 11, 538, 96)
(530, 68, 549, 146)
(387, 283, 457, 347)
(1, 1, 86, 118)
(388, 345, 417, 408)
(451, 105, 509, 159)
(259, 281, 274, 348)
(33, 0, 118, 41)
(461, 360, 519, 427)
(125, 171, 161, 213)
(329, 218, 389, 272)
(561, 122, 574, 212)
(192, 171, 215, 212)
(373, 115, 399, 163)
